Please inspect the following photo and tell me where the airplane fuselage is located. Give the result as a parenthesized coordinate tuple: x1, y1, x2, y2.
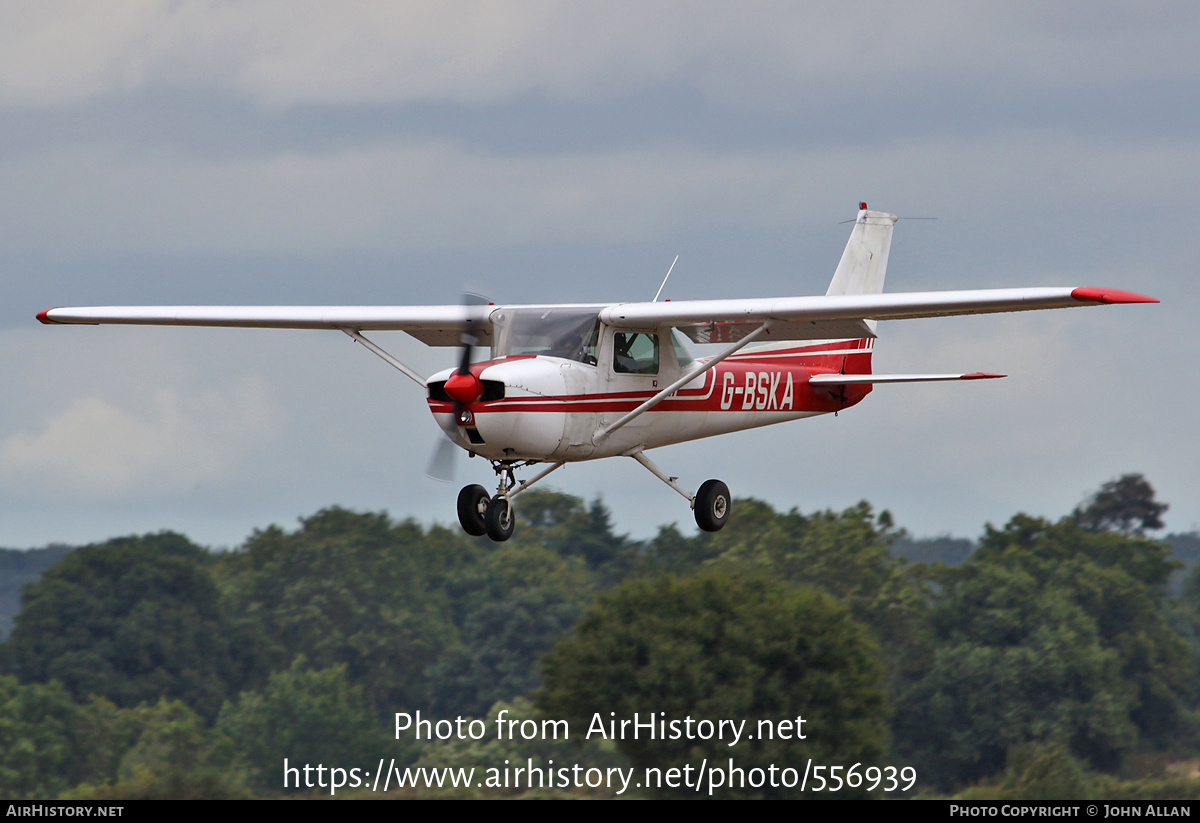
(427, 328, 873, 462)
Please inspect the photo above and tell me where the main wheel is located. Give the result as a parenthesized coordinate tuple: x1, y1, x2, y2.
(694, 479, 731, 532)
(485, 495, 516, 542)
(457, 485, 490, 536)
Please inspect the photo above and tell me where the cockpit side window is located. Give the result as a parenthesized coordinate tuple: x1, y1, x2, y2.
(613, 332, 660, 375)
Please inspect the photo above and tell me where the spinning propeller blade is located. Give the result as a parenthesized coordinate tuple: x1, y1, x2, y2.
(425, 291, 491, 482)
(425, 436, 458, 483)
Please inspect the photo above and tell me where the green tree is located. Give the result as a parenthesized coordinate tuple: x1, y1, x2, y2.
(214, 658, 396, 793)
(62, 698, 249, 800)
(413, 698, 629, 798)
(894, 571, 1138, 788)
(0, 545, 73, 640)
(3, 533, 239, 719)
(0, 676, 85, 798)
(633, 523, 724, 576)
(975, 516, 1188, 747)
(1073, 474, 1168, 535)
(430, 545, 592, 717)
(507, 491, 636, 580)
(218, 508, 465, 714)
(538, 571, 889, 798)
(953, 743, 1097, 801)
(707, 499, 931, 685)
(894, 515, 1191, 789)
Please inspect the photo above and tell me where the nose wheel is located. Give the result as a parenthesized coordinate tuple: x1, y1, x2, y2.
(455, 461, 565, 542)
(485, 496, 515, 542)
(456, 484, 490, 536)
(457, 482, 514, 542)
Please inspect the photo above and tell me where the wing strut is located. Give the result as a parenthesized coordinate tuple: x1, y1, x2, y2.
(628, 448, 695, 505)
(340, 328, 427, 387)
(594, 320, 775, 443)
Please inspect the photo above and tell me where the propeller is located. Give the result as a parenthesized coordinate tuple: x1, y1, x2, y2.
(426, 436, 459, 483)
(425, 292, 490, 482)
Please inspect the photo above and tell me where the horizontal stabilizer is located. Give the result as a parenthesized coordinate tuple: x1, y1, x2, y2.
(808, 372, 1005, 385)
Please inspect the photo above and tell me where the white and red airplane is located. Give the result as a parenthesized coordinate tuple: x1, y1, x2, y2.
(38, 204, 1157, 541)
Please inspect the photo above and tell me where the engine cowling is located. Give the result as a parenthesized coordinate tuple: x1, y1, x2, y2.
(427, 357, 569, 460)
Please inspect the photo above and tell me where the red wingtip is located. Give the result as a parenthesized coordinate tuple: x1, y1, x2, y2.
(1071, 287, 1159, 305)
(961, 372, 1006, 380)
(36, 309, 57, 324)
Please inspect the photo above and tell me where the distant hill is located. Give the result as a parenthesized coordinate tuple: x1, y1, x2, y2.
(1166, 532, 1200, 566)
(0, 545, 75, 639)
(888, 535, 975, 566)
(889, 531, 1200, 595)
(1165, 532, 1200, 595)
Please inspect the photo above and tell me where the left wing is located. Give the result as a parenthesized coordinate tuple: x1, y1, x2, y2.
(37, 305, 493, 346)
(599, 287, 1157, 343)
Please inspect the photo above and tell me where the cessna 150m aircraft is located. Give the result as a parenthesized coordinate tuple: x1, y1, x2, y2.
(38, 204, 1157, 542)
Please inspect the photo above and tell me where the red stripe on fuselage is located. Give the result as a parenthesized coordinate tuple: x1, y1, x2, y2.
(427, 340, 874, 416)
(727, 338, 873, 357)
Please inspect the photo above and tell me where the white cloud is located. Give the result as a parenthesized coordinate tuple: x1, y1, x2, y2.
(0, 376, 283, 496)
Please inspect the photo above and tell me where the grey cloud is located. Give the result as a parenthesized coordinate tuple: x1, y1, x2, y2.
(1, 1, 1195, 549)
(2, 134, 1198, 257)
(4, 3, 1200, 110)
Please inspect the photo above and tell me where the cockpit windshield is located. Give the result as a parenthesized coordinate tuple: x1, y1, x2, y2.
(491, 308, 601, 365)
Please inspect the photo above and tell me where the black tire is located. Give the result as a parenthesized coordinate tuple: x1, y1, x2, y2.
(457, 485, 490, 536)
(485, 495, 516, 542)
(694, 479, 731, 532)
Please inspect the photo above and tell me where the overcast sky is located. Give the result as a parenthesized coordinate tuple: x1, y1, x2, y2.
(2, 1, 1196, 549)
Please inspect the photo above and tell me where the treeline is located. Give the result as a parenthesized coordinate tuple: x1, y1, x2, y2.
(0, 545, 72, 638)
(2, 476, 1199, 799)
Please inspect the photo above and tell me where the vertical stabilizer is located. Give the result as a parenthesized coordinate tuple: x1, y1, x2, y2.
(736, 204, 895, 365)
(826, 204, 898, 299)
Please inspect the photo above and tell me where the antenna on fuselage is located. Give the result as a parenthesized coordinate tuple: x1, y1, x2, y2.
(653, 255, 679, 302)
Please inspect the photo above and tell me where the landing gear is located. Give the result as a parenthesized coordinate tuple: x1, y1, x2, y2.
(456, 485, 490, 536)
(456, 453, 734, 540)
(628, 448, 729, 532)
(628, 448, 732, 532)
(694, 479, 731, 532)
(485, 496, 515, 542)
(455, 460, 565, 542)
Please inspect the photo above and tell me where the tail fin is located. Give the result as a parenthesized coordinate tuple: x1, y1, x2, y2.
(734, 204, 895, 370)
(826, 204, 898, 300)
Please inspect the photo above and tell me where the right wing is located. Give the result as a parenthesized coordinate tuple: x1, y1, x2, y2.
(599, 287, 1159, 343)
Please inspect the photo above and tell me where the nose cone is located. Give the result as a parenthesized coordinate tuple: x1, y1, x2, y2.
(444, 372, 481, 404)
